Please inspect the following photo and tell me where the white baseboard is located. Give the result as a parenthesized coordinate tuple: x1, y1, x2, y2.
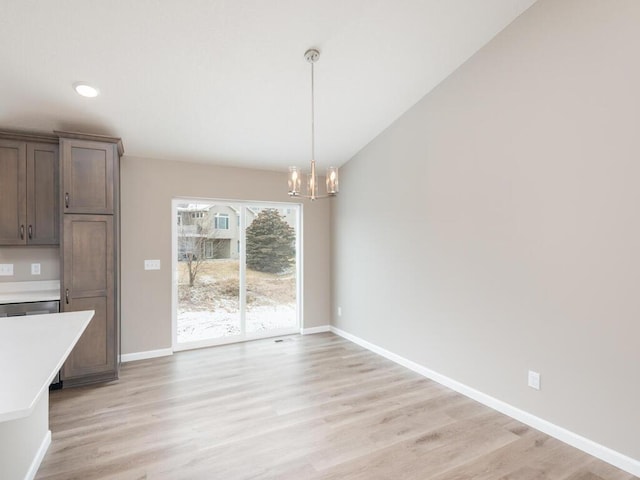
(26, 429, 51, 480)
(121, 348, 173, 363)
(300, 325, 331, 335)
(330, 326, 640, 477)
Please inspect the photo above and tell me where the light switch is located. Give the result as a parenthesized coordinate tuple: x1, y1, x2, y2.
(528, 370, 541, 390)
(31, 263, 41, 275)
(144, 259, 161, 270)
(0, 264, 14, 276)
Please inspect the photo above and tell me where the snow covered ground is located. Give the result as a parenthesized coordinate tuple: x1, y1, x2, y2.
(177, 304, 297, 343)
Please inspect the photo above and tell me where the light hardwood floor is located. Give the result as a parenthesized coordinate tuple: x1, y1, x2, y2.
(36, 333, 637, 480)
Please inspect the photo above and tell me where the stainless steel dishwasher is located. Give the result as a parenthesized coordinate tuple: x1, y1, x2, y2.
(0, 300, 62, 388)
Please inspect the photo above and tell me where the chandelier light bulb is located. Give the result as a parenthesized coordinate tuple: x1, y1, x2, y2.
(326, 166, 339, 195)
(288, 166, 301, 195)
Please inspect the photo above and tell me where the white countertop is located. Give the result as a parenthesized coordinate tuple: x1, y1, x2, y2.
(0, 280, 60, 304)
(0, 310, 93, 422)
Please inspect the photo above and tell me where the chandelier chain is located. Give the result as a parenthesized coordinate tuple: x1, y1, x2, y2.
(311, 60, 315, 163)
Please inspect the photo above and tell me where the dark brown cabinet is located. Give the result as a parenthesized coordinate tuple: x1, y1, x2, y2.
(61, 138, 116, 214)
(61, 214, 117, 384)
(27, 143, 59, 244)
(1, 129, 122, 386)
(0, 140, 25, 244)
(0, 135, 59, 245)
(58, 131, 122, 387)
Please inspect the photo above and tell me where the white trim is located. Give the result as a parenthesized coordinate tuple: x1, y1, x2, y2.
(121, 348, 173, 363)
(300, 325, 330, 335)
(239, 207, 247, 335)
(171, 198, 179, 351)
(297, 204, 304, 344)
(25, 429, 51, 480)
(173, 327, 300, 352)
(330, 326, 640, 477)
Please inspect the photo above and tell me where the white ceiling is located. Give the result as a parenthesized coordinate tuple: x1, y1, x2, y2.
(0, 0, 536, 171)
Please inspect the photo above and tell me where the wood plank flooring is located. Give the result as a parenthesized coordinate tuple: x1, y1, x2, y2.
(36, 333, 637, 480)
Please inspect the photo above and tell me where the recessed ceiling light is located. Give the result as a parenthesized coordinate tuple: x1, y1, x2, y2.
(73, 82, 100, 98)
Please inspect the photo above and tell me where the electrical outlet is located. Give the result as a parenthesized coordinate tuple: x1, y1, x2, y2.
(528, 370, 541, 390)
(31, 263, 41, 275)
(144, 259, 161, 270)
(0, 264, 14, 276)
(337, 306, 342, 317)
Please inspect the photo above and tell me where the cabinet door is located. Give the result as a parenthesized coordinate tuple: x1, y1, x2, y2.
(27, 143, 59, 244)
(61, 214, 117, 384)
(0, 141, 26, 245)
(61, 139, 115, 214)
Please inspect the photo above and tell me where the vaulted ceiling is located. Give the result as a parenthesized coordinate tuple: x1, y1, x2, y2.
(0, 0, 537, 170)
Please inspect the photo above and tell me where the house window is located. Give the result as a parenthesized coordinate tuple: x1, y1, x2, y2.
(215, 213, 229, 229)
(191, 211, 204, 219)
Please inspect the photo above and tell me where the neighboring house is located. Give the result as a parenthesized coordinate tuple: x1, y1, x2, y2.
(177, 204, 296, 260)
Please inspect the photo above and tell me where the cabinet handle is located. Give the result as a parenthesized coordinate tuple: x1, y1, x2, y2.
(65, 289, 70, 305)
(28, 225, 33, 239)
(20, 225, 24, 240)
(65, 192, 70, 209)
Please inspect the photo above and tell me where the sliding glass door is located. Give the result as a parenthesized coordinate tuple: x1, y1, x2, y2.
(245, 205, 298, 333)
(173, 199, 300, 350)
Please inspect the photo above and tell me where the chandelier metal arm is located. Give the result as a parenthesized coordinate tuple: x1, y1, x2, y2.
(288, 193, 337, 200)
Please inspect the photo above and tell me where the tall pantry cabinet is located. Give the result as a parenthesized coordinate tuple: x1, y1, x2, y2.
(58, 131, 123, 387)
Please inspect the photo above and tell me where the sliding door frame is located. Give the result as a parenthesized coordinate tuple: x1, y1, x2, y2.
(171, 197, 302, 352)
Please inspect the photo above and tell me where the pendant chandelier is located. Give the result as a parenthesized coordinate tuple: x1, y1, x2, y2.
(288, 48, 339, 200)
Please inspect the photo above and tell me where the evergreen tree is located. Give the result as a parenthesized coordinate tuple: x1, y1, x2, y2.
(246, 209, 295, 273)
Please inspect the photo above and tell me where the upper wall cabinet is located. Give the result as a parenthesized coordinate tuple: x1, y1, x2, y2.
(60, 137, 119, 215)
(0, 140, 25, 244)
(0, 134, 59, 245)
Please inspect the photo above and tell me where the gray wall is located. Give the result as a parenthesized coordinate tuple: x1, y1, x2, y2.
(332, 0, 640, 461)
(121, 156, 330, 355)
(0, 246, 59, 282)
